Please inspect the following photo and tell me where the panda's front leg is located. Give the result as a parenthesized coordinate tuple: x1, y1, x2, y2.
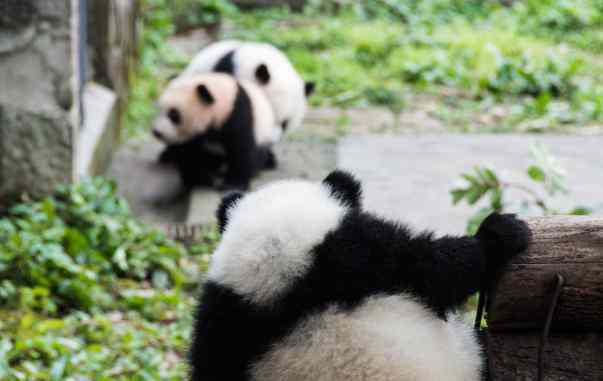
(158, 144, 180, 164)
(416, 213, 530, 316)
(263, 148, 278, 170)
(221, 138, 254, 191)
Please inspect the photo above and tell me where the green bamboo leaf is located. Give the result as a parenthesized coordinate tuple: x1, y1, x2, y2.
(527, 165, 546, 182)
(450, 189, 467, 204)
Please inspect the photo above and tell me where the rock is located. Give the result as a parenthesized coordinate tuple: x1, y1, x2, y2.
(0, 105, 72, 202)
(0, 0, 35, 29)
(0, 0, 74, 204)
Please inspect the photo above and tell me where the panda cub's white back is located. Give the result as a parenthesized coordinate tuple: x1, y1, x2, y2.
(252, 295, 481, 381)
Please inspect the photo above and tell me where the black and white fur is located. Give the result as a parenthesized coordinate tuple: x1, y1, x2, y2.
(183, 40, 314, 133)
(153, 73, 280, 190)
(189, 170, 531, 381)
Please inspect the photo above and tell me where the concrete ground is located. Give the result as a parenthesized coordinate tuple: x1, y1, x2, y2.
(107, 138, 190, 228)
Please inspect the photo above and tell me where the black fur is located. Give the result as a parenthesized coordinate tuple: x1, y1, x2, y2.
(158, 83, 273, 190)
(218, 83, 263, 190)
(159, 135, 224, 188)
(255, 64, 271, 85)
(262, 148, 278, 170)
(213, 50, 235, 74)
(217, 192, 244, 233)
(305, 81, 315, 96)
(323, 170, 362, 208)
(189, 172, 531, 380)
(197, 84, 215, 104)
(280, 119, 289, 131)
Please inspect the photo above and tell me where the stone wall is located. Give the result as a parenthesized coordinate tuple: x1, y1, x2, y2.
(0, 0, 74, 204)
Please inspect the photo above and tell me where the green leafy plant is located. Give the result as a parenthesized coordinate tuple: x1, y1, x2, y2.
(224, 1, 602, 129)
(172, 0, 238, 32)
(0, 177, 221, 380)
(0, 305, 194, 380)
(0, 178, 189, 314)
(451, 143, 592, 233)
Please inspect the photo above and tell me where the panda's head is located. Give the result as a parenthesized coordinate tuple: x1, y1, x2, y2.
(152, 73, 238, 144)
(236, 43, 315, 133)
(209, 170, 361, 306)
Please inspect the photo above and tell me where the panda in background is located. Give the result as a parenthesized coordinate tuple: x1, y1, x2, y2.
(189, 170, 531, 381)
(153, 73, 280, 191)
(183, 40, 315, 133)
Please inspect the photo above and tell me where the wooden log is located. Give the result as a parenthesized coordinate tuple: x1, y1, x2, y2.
(487, 216, 603, 331)
(486, 332, 603, 381)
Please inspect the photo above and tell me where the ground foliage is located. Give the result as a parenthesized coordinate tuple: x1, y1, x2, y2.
(0, 179, 218, 380)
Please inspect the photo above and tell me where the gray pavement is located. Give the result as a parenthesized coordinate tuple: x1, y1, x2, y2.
(339, 134, 602, 235)
(107, 138, 190, 228)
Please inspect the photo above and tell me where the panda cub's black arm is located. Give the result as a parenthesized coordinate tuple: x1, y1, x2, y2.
(319, 212, 529, 317)
(407, 213, 530, 316)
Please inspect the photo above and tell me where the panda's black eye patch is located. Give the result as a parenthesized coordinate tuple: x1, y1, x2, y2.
(281, 119, 289, 131)
(167, 108, 181, 125)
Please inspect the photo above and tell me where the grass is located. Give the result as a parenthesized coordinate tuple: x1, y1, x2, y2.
(0, 179, 219, 380)
(225, 4, 602, 126)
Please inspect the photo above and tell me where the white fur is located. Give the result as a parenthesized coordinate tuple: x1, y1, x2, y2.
(240, 80, 281, 146)
(185, 40, 308, 131)
(184, 40, 244, 74)
(208, 179, 347, 306)
(251, 294, 483, 381)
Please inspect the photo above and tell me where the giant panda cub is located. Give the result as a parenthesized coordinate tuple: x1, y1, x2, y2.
(183, 40, 314, 133)
(153, 73, 280, 190)
(189, 170, 531, 381)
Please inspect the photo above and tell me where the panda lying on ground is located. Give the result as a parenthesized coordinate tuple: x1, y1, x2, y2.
(189, 170, 531, 381)
(183, 40, 315, 133)
(153, 73, 280, 190)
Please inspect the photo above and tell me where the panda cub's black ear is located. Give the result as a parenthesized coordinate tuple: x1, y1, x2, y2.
(197, 84, 215, 104)
(217, 192, 244, 233)
(322, 170, 362, 209)
(305, 81, 315, 97)
(255, 64, 271, 85)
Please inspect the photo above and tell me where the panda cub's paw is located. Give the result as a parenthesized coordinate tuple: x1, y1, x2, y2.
(158, 146, 177, 164)
(476, 213, 531, 267)
(264, 150, 278, 170)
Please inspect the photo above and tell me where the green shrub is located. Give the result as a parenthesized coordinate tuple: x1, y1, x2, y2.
(171, 0, 238, 32)
(0, 306, 193, 380)
(0, 178, 188, 314)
